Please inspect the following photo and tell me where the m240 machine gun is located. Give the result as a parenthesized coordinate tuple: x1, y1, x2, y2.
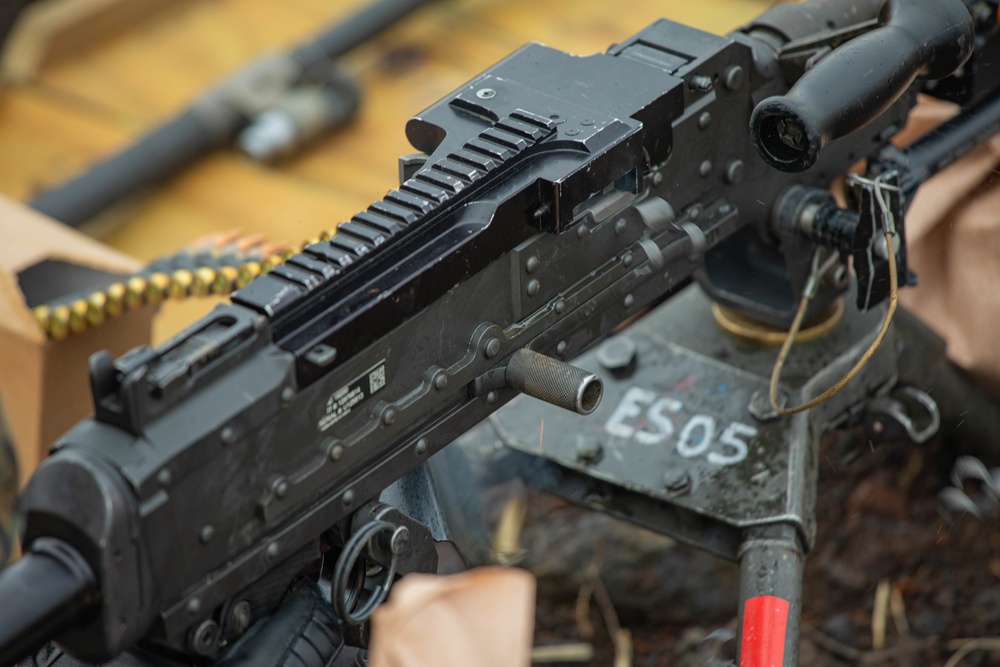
(2, 0, 999, 665)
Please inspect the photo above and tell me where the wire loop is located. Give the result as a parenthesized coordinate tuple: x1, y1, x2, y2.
(331, 520, 399, 625)
(769, 173, 901, 416)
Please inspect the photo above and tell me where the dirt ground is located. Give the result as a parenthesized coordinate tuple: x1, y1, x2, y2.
(526, 428, 1000, 667)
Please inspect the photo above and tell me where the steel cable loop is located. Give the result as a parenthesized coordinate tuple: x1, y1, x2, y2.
(770, 173, 903, 415)
(769, 230, 899, 415)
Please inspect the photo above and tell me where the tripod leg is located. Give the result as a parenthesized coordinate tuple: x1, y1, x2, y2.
(736, 524, 804, 667)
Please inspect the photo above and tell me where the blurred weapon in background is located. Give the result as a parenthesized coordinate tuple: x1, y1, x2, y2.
(25, 0, 437, 229)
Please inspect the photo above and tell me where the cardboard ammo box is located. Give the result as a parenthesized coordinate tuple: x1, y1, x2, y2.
(0, 195, 154, 484)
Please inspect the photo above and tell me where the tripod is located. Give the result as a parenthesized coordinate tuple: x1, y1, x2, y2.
(489, 284, 942, 667)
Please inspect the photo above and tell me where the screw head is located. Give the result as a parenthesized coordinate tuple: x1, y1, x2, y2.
(527, 279, 541, 297)
(556, 341, 568, 356)
(724, 65, 745, 91)
(485, 337, 501, 358)
(433, 372, 448, 390)
(415, 438, 428, 455)
(343, 490, 354, 506)
(726, 160, 746, 184)
(525, 256, 540, 273)
(383, 408, 397, 426)
(220, 427, 235, 445)
(699, 160, 713, 178)
(266, 543, 279, 559)
(199, 525, 215, 544)
(476, 88, 496, 99)
(614, 218, 627, 235)
(275, 480, 289, 499)
(157, 469, 172, 487)
(188, 619, 219, 656)
(280, 387, 295, 404)
(597, 336, 637, 374)
(698, 112, 712, 129)
(329, 444, 344, 461)
(487, 390, 499, 405)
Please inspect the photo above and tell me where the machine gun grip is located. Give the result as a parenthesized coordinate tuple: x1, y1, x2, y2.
(749, 0, 974, 172)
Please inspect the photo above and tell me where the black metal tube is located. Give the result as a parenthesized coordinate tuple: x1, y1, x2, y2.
(743, 0, 884, 45)
(29, 109, 228, 228)
(900, 89, 1000, 186)
(295, 0, 434, 64)
(505, 349, 603, 415)
(736, 525, 804, 667)
(0, 538, 98, 667)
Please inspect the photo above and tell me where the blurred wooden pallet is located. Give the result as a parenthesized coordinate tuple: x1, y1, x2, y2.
(0, 0, 772, 338)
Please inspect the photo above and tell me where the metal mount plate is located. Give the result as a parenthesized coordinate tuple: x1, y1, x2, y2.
(494, 285, 896, 555)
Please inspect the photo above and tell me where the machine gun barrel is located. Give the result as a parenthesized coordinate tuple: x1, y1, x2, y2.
(0, 539, 97, 667)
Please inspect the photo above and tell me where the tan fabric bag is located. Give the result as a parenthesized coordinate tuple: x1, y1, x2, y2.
(896, 97, 1000, 396)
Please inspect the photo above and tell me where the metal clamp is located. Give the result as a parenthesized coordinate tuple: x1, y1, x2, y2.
(939, 456, 1000, 521)
(868, 386, 940, 444)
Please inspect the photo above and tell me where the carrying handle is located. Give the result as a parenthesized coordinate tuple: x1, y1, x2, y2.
(750, 0, 974, 172)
